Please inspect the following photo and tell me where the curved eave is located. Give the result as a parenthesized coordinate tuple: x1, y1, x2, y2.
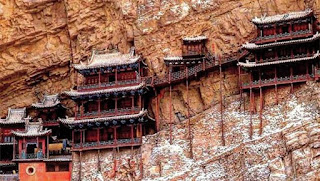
(73, 56, 140, 71)
(238, 51, 320, 68)
(12, 130, 52, 137)
(31, 102, 60, 109)
(59, 110, 148, 125)
(183, 36, 207, 41)
(243, 32, 320, 50)
(0, 121, 25, 125)
(64, 82, 146, 97)
(252, 9, 313, 25)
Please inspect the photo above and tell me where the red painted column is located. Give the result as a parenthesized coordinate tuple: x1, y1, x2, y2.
(115, 68, 118, 85)
(139, 124, 143, 143)
(97, 128, 100, 146)
(46, 136, 49, 158)
(139, 95, 142, 110)
(98, 98, 101, 116)
(113, 127, 117, 145)
(131, 96, 134, 113)
(72, 130, 75, 148)
(98, 69, 101, 88)
(115, 98, 118, 114)
(80, 130, 83, 148)
(130, 125, 134, 143)
(13, 136, 16, 159)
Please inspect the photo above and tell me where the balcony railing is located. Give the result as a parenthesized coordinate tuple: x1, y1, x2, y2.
(15, 152, 46, 160)
(256, 29, 313, 43)
(77, 78, 141, 91)
(242, 74, 312, 89)
(73, 138, 141, 150)
(76, 107, 141, 120)
(0, 174, 18, 181)
(259, 53, 312, 63)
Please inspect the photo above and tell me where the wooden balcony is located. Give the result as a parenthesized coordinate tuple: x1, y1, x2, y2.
(75, 107, 141, 120)
(77, 79, 141, 92)
(241, 74, 312, 89)
(255, 30, 313, 44)
(72, 138, 142, 151)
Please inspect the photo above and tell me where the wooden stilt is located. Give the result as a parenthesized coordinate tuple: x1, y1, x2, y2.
(249, 88, 253, 139)
(275, 67, 279, 104)
(259, 87, 263, 136)
(186, 66, 193, 158)
(169, 85, 173, 145)
(155, 89, 160, 132)
(219, 56, 225, 146)
(79, 151, 82, 180)
(169, 66, 173, 145)
(238, 66, 242, 111)
(97, 149, 100, 172)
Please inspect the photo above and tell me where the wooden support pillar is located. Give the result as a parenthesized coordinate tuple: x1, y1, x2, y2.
(98, 98, 101, 115)
(47, 135, 49, 159)
(275, 67, 278, 104)
(131, 96, 134, 113)
(80, 130, 83, 148)
(98, 69, 101, 88)
(97, 149, 101, 171)
(238, 66, 242, 111)
(97, 128, 100, 145)
(290, 66, 293, 93)
(13, 136, 16, 159)
(131, 125, 134, 143)
(259, 87, 263, 135)
(249, 88, 253, 140)
(155, 90, 160, 132)
(169, 84, 173, 145)
(72, 130, 75, 148)
(81, 101, 84, 118)
(115, 67, 118, 85)
(115, 98, 118, 114)
(139, 95, 142, 110)
(219, 56, 225, 146)
(79, 151, 82, 180)
(186, 66, 193, 158)
(113, 127, 117, 145)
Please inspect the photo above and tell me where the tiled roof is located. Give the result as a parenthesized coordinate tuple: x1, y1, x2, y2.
(238, 51, 320, 67)
(74, 50, 140, 70)
(163, 56, 183, 61)
(64, 82, 145, 97)
(0, 108, 29, 125)
(59, 110, 148, 124)
(12, 120, 51, 137)
(243, 32, 320, 50)
(252, 9, 313, 25)
(32, 94, 60, 108)
(183, 36, 207, 41)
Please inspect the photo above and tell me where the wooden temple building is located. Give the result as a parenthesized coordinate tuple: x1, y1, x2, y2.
(238, 9, 320, 137)
(12, 120, 72, 181)
(60, 49, 154, 152)
(0, 108, 29, 180)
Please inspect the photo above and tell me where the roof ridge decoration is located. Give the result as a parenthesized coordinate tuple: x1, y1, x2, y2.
(183, 35, 207, 41)
(64, 82, 146, 97)
(74, 49, 140, 70)
(243, 32, 320, 50)
(12, 119, 52, 137)
(32, 94, 60, 108)
(0, 107, 30, 125)
(252, 9, 313, 25)
(238, 50, 320, 67)
(59, 109, 148, 124)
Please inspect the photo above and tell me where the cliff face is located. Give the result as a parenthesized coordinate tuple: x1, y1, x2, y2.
(1, 0, 320, 180)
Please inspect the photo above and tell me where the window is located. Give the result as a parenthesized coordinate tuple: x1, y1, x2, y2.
(26, 166, 36, 175)
(46, 163, 69, 172)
